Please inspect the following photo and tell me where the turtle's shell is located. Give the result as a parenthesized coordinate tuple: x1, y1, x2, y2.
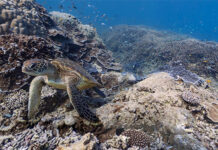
(51, 58, 101, 89)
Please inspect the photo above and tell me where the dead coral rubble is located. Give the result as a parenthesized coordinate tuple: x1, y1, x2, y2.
(56, 133, 99, 150)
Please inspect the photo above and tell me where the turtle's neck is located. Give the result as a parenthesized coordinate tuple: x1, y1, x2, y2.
(47, 63, 59, 80)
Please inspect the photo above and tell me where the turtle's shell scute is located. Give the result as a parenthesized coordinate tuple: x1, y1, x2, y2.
(51, 58, 100, 86)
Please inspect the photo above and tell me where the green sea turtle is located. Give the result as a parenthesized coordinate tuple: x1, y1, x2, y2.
(22, 58, 105, 124)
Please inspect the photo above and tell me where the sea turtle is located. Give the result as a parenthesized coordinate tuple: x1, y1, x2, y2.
(22, 58, 105, 124)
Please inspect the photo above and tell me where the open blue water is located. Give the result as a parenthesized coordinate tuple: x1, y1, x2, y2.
(36, 0, 218, 41)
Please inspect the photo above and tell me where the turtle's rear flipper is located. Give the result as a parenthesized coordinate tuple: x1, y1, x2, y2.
(66, 79, 101, 124)
(92, 87, 106, 98)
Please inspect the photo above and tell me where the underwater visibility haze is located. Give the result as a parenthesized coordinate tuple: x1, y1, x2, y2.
(36, 0, 218, 41)
(0, 0, 217, 149)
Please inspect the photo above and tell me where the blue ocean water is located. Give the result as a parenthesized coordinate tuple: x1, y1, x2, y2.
(36, 0, 218, 41)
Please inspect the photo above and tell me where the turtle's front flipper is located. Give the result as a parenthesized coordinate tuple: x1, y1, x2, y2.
(28, 76, 45, 120)
(66, 77, 100, 124)
(92, 87, 106, 98)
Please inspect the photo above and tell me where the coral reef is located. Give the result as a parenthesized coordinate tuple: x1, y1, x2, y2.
(2, 125, 81, 150)
(203, 102, 218, 123)
(96, 72, 217, 150)
(0, 1, 217, 150)
(103, 135, 129, 149)
(102, 25, 218, 85)
(182, 91, 201, 105)
(0, 0, 53, 36)
(49, 11, 121, 72)
(0, 34, 60, 94)
(0, 6, 120, 97)
(56, 133, 99, 150)
(121, 129, 153, 148)
(1, 70, 217, 149)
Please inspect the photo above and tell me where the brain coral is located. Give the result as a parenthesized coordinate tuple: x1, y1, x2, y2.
(0, 0, 53, 36)
(121, 129, 152, 148)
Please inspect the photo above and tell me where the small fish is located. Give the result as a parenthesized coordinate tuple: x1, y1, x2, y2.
(101, 22, 105, 26)
(72, 3, 77, 9)
(101, 14, 106, 18)
(203, 60, 208, 63)
(59, 4, 64, 9)
(206, 79, 212, 83)
(88, 4, 94, 8)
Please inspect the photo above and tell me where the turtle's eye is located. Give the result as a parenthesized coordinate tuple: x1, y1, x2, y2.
(28, 63, 37, 70)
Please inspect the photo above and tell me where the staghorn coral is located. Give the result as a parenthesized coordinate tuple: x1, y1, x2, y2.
(121, 129, 153, 148)
(0, 0, 54, 36)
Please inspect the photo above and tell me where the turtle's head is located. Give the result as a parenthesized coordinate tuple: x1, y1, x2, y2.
(22, 59, 55, 76)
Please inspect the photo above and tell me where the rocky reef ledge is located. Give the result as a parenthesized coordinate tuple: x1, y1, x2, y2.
(0, 0, 217, 150)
